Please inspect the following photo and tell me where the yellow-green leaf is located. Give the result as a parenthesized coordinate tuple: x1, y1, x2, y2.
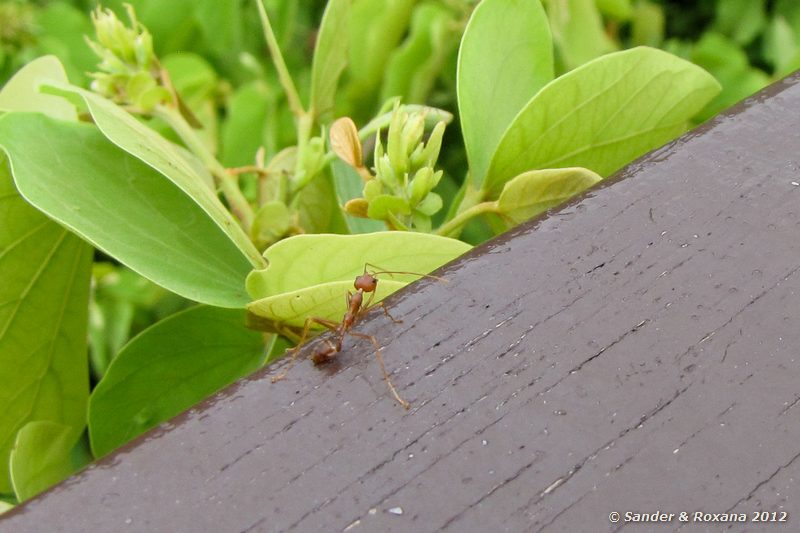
(485, 47, 721, 196)
(497, 167, 602, 223)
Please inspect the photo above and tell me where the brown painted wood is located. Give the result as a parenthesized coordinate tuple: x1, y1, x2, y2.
(4, 73, 800, 533)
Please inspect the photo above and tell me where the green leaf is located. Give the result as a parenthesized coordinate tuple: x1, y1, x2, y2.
(162, 53, 218, 103)
(713, 0, 766, 46)
(221, 81, 271, 167)
(161, 53, 218, 147)
(41, 83, 264, 269)
(248, 278, 407, 331)
(88, 306, 266, 458)
(764, 16, 800, 78)
(293, 170, 347, 234)
(88, 264, 175, 380)
(690, 32, 770, 122)
(497, 167, 602, 223)
(35, 3, 97, 86)
(545, 0, 617, 71)
(89, 295, 134, 380)
(310, 0, 352, 121)
(194, 0, 245, 60)
(348, 0, 415, 106)
(0, 154, 92, 493)
(485, 47, 721, 196)
(458, 0, 554, 188)
(380, 3, 458, 105)
(248, 232, 470, 297)
(777, 0, 800, 35)
(367, 195, 410, 220)
(631, 0, 665, 47)
(9, 421, 83, 501)
(0, 500, 12, 513)
(101, 0, 197, 55)
(0, 56, 76, 120)
(596, 0, 633, 20)
(415, 192, 442, 216)
(251, 201, 291, 249)
(0, 113, 252, 308)
(246, 232, 470, 328)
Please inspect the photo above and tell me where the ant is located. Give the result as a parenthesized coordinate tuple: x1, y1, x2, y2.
(272, 265, 443, 409)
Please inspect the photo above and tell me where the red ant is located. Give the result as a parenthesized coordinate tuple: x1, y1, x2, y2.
(272, 266, 443, 409)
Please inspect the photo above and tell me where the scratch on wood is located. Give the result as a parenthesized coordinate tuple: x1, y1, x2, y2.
(542, 319, 650, 395)
(724, 448, 800, 513)
(778, 395, 800, 417)
(516, 386, 690, 523)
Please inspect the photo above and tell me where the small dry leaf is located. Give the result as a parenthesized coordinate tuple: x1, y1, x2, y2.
(330, 117, 363, 170)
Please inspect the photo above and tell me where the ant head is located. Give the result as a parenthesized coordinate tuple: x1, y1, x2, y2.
(354, 272, 378, 292)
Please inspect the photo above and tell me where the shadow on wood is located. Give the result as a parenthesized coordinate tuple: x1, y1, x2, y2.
(3, 73, 800, 532)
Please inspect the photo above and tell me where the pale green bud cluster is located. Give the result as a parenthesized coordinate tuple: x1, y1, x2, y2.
(364, 108, 446, 231)
(87, 5, 171, 111)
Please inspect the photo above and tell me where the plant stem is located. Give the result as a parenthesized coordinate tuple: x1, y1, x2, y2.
(155, 105, 255, 230)
(436, 201, 498, 237)
(256, 0, 305, 118)
(386, 211, 410, 231)
(291, 113, 314, 194)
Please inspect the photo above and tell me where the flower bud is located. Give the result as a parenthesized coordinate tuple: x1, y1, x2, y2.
(360, 103, 448, 231)
(363, 178, 383, 201)
(409, 167, 434, 204)
(401, 113, 425, 157)
(376, 154, 398, 188)
(134, 33, 155, 70)
(87, 5, 162, 106)
(387, 109, 407, 175)
(418, 121, 445, 168)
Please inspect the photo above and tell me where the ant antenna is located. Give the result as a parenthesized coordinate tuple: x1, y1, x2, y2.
(363, 262, 448, 282)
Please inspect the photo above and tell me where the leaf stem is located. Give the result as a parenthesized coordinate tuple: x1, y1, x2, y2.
(256, 0, 306, 118)
(386, 211, 410, 231)
(291, 113, 314, 193)
(435, 201, 498, 237)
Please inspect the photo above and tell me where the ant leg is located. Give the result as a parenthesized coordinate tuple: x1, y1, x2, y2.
(345, 290, 353, 309)
(376, 301, 402, 324)
(349, 331, 410, 410)
(272, 316, 340, 383)
(363, 290, 402, 324)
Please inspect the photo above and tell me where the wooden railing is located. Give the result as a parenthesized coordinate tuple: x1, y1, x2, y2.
(3, 72, 800, 532)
